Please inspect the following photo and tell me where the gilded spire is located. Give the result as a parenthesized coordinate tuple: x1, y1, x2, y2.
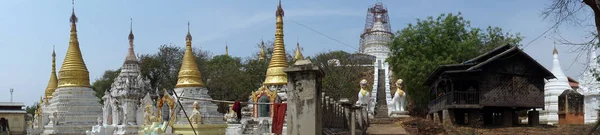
(264, 0, 288, 85)
(125, 18, 137, 63)
(176, 22, 205, 88)
(58, 0, 91, 88)
(225, 42, 229, 56)
(44, 46, 58, 98)
(293, 41, 304, 61)
(259, 40, 266, 61)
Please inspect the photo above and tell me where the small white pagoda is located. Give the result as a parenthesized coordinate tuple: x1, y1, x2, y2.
(579, 47, 600, 124)
(540, 44, 572, 125)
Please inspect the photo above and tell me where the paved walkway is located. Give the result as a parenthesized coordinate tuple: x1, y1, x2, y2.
(366, 124, 408, 135)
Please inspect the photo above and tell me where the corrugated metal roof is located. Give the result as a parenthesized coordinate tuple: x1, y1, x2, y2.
(0, 102, 24, 106)
(0, 110, 26, 114)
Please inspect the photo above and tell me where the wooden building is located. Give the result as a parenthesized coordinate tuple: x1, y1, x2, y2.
(425, 44, 555, 127)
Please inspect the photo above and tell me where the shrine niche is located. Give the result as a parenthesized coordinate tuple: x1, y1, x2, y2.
(558, 89, 584, 125)
(251, 86, 278, 118)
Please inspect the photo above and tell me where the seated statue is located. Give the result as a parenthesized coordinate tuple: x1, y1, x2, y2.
(190, 101, 202, 124)
(391, 79, 407, 112)
(224, 104, 238, 123)
(356, 79, 371, 107)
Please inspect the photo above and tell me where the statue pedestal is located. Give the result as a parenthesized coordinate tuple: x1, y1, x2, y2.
(114, 124, 140, 135)
(390, 111, 410, 118)
(225, 123, 242, 135)
(171, 124, 227, 135)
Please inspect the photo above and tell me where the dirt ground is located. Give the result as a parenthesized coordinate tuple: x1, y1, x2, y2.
(398, 117, 600, 135)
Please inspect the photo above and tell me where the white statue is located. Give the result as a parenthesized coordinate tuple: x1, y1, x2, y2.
(356, 79, 371, 107)
(190, 101, 202, 124)
(224, 104, 238, 123)
(102, 91, 112, 125)
(111, 98, 120, 125)
(391, 79, 407, 112)
(52, 112, 58, 125)
(97, 117, 103, 126)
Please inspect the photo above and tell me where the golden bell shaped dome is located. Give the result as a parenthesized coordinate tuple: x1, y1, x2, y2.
(264, 0, 289, 85)
(57, 7, 91, 88)
(175, 22, 205, 88)
(44, 47, 58, 98)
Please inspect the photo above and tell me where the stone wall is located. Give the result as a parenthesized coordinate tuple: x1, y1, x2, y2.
(0, 113, 27, 135)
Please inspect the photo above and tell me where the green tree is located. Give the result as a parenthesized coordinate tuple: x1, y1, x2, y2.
(204, 55, 251, 113)
(91, 69, 121, 104)
(312, 51, 373, 101)
(25, 102, 39, 117)
(387, 12, 523, 114)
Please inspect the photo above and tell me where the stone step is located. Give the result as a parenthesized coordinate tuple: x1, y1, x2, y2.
(370, 118, 395, 124)
(366, 124, 408, 135)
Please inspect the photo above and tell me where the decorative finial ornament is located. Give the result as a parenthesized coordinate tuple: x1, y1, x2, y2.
(125, 18, 137, 63)
(176, 22, 205, 88)
(264, 0, 289, 85)
(128, 18, 134, 41)
(553, 41, 558, 55)
(58, 0, 91, 88)
(70, 0, 77, 23)
(186, 21, 192, 42)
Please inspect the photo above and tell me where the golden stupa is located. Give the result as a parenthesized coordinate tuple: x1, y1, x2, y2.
(263, 0, 289, 85)
(57, 6, 91, 88)
(258, 40, 266, 61)
(175, 22, 205, 88)
(44, 46, 58, 98)
(293, 42, 304, 61)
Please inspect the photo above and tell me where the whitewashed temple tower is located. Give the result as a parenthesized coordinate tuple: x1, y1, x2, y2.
(359, 2, 394, 116)
(580, 47, 600, 124)
(42, 2, 103, 134)
(105, 20, 152, 127)
(172, 22, 224, 124)
(541, 44, 572, 125)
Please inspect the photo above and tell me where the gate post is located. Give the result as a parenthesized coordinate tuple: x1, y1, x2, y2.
(284, 59, 325, 135)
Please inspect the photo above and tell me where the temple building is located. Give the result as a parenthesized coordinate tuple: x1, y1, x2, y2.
(358, 2, 394, 116)
(172, 23, 224, 125)
(0, 102, 27, 135)
(540, 44, 573, 125)
(30, 48, 58, 135)
(426, 44, 555, 127)
(86, 20, 153, 135)
(41, 3, 103, 134)
(579, 47, 600, 124)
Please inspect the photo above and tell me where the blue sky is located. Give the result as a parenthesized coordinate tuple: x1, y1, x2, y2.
(0, 0, 594, 106)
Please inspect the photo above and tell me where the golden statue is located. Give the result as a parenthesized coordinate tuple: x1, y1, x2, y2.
(190, 101, 202, 124)
(143, 105, 157, 125)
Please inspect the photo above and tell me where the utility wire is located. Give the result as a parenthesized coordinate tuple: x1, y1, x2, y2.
(523, 6, 584, 49)
(288, 19, 359, 51)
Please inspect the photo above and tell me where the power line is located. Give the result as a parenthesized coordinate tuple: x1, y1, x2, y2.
(287, 19, 359, 51)
(523, 6, 584, 49)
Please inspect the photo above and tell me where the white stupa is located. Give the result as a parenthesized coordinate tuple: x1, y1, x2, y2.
(580, 47, 600, 124)
(540, 44, 572, 125)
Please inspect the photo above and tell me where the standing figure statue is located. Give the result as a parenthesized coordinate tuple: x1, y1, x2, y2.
(190, 101, 202, 124)
(356, 79, 371, 107)
(392, 79, 406, 112)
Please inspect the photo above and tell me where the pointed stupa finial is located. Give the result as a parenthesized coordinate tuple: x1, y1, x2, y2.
(225, 42, 229, 56)
(45, 46, 58, 98)
(70, 0, 77, 23)
(125, 18, 137, 62)
(58, 0, 91, 88)
(186, 21, 192, 42)
(259, 39, 266, 61)
(176, 22, 204, 88)
(128, 18, 134, 42)
(553, 41, 558, 55)
(264, 0, 288, 85)
(293, 39, 304, 61)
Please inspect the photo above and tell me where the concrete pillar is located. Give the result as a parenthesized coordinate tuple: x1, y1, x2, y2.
(433, 112, 440, 123)
(503, 110, 514, 127)
(340, 99, 352, 130)
(443, 109, 453, 126)
(528, 110, 539, 126)
(284, 59, 325, 135)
